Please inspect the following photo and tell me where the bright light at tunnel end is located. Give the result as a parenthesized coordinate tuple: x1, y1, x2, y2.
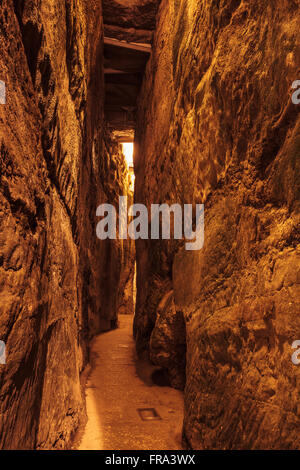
(122, 142, 134, 168)
(122, 142, 135, 190)
(96, 144, 205, 251)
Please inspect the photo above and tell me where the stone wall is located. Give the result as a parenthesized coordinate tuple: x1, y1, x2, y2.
(0, 0, 132, 449)
(134, 0, 300, 449)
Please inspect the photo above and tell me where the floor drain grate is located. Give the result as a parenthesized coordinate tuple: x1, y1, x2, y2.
(137, 408, 162, 421)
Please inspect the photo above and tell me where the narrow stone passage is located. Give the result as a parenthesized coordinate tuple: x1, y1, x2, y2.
(77, 315, 183, 450)
(1, 0, 299, 451)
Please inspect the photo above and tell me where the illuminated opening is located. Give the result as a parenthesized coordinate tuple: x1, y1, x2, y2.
(122, 143, 134, 168)
(122, 142, 135, 190)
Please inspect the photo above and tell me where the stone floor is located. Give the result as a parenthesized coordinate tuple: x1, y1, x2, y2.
(76, 315, 184, 450)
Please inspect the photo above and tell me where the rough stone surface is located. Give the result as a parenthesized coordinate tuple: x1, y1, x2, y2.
(134, 0, 300, 449)
(149, 291, 186, 390)
(103, 0, 160, 46)
(103, 0, 160, 31)
(104, 24, 153, 44)
(0, 0, 132, 450)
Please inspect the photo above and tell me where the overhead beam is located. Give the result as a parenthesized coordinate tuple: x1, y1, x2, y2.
(107, 122, 136, 132)
(105, 108, 136, 126)
(104, 68, 127, 74)
(104, 68, 146, 75)
(103, 37, 151, 132)
(104, 37, 151, 53)
(111, 130, 135, 143)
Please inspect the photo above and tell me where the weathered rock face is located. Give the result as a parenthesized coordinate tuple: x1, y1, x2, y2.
(105, 0, 159, 28)
(0, 0, 132, 449)
(134, 0, 300, 449)
(103, 0, 160, 41)
(117, 232, 136, 317)
(149, 291, 186, 390)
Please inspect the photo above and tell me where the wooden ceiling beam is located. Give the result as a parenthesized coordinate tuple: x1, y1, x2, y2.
(104, 37, 151, 53)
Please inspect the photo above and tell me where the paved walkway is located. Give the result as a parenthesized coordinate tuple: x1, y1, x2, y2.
(77, 315, 184, 450)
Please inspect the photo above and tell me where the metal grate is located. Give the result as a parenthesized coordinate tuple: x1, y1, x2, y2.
(137, 408, 162, 421)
